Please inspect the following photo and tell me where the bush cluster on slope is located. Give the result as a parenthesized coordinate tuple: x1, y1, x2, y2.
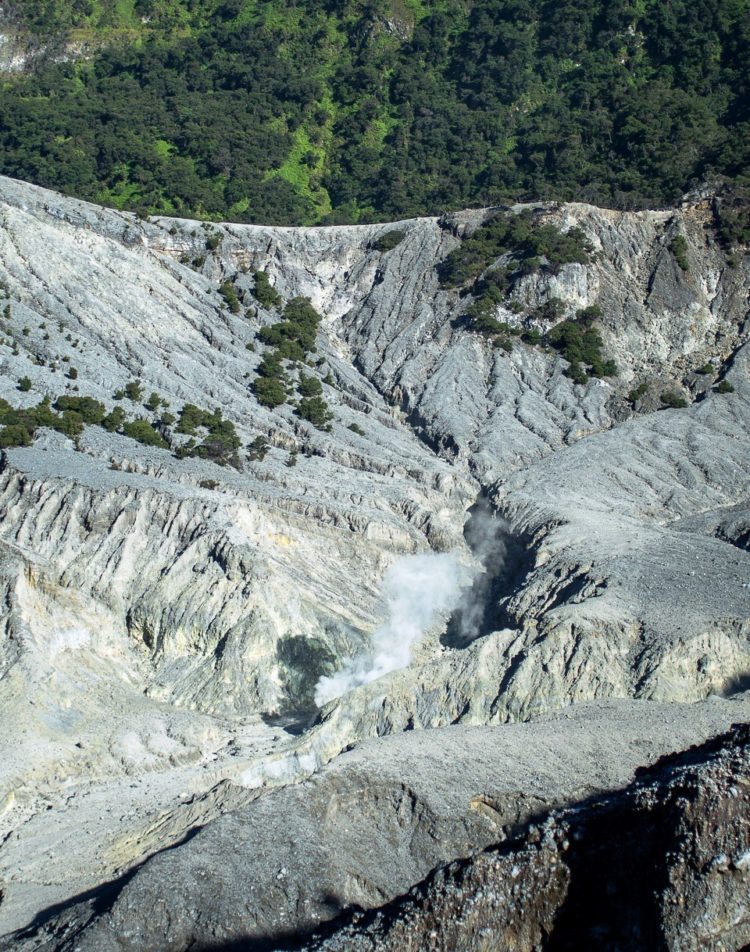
(0, 396, 84, 446)
(219, 279, 241, 314)
(0, 386, 243, 466)
(252, 296, 334, 428)
(442, 211, 616, 376)
(175, 403, 241, 465)
(545, 311, 617, 383)
(669, 235, 690, 271)
(439, 210, 592, 289)
(371, 230, 406, 252)
(251, 271, 282, 309)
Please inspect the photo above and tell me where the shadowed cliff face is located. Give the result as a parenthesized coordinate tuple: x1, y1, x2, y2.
(302, 724, 750, 952)
(0, 175, 747, 945)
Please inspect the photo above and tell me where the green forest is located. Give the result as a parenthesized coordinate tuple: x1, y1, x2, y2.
(1, 0, 749, 224)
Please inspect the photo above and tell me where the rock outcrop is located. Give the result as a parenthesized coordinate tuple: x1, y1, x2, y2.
(7, 700, 750, 952)
(306, 723, 750, 952)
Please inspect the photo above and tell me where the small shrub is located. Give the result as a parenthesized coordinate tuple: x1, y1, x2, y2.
(219, 280, 241, 313)
(125, 379, 143, 401)
(122, 418, 169, 448)
(18, 376, 32, 392)
(256, 353, 286, 380)
(177, 403, 210, 434)
(275, 338, 306, 362)
(254, 376, 287, 408)
(102, 406, 126, 431)
(716, 380, 735, 393)
(696, 362, 714, 375)
(205, 234, 221, 251)
(589, 357, 618, 377)
(471, 313, 514, 340)
(297, 373, 323, 397)
(286, 450, 298, 467)
(0, 423, 33, 447)
(348, 422, 365, 436)
(297, 396, 333, 429)
(565, 361, 589, 385)
(54, 395, 106, 424)
(535, 297, 566, 322)
(576, 304, 603, 322)
(248, 435, 269, 460)
(669, 235, 690, 271)
(193, 414, 241, 466)
(257, 297, 322, 354)
(660, 390, 688, 409)
(372, 229, 406, 252)
(55, 410, 84, 438)
(284, 295, 322, 326)
(31, 397, 57, 428)
(113, 389, 125, 400)
(628, 382, 649, 403)
(145, 392, 162, 411)
(199, 479, 219, 490)
(175, 407, 239, 463)
(252, 271, 282, 309)
(257, 325, 285, 347)
(175, 437, 197, 458)
(67, 367, 78, 380)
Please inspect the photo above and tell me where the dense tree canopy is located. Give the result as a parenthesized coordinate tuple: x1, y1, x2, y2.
(1, 0, 749, 224)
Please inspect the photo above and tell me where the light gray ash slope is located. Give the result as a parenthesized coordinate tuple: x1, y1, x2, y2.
(13, 699, 750, 952)
(0, 175, 746, 947)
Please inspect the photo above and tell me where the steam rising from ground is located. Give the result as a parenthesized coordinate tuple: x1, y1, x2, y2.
(314, 500, 510, 706)
(314, 552, 468, 706)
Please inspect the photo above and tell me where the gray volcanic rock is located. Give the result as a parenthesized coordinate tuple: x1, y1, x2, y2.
(281, 352, 750, 760)
(306, 722, 750, 952)
(0, 174, 746, 947)
(7, 698, 750, 952)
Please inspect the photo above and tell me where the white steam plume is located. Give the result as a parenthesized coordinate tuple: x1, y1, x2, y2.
(314, 552, 467, 707)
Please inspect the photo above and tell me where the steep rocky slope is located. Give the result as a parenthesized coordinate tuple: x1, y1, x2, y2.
(10, 699, 750, 952)
(305, 723, 750, 952)
(0, 175, 747, 947)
